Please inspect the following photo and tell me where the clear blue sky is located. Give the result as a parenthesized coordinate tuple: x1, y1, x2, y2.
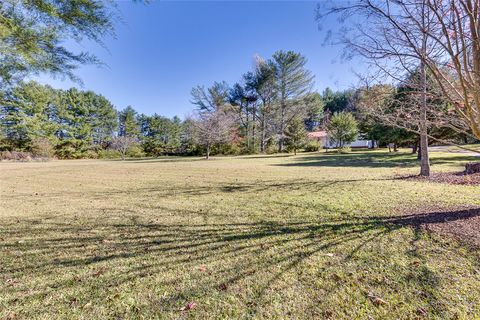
(37, 1, 361, 118)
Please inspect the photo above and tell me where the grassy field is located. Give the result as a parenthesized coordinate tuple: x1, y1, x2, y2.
(1, 150, 479, 319)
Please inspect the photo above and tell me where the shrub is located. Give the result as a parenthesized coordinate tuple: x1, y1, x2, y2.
(55, 146, 77, 159)
(97, 149, 121, 159)
(304, 140, 322, 152)
(126, 144, 145, 158)
(337, 146, 351, 154)
(83, 150, 99, 159)
(219, 142, 242, 156)
(30, 138, 55, 159)
(0, 151, 32, 161)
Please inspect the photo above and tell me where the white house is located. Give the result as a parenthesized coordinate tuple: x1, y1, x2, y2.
(307, 130, 376, 149)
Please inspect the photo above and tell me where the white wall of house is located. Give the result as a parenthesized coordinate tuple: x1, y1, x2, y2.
(324, 138, 376, 149)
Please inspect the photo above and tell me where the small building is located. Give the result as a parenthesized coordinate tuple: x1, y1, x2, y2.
(307, 130, 376, 149)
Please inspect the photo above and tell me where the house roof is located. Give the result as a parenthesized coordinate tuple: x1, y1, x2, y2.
(307, 131, 328, 138)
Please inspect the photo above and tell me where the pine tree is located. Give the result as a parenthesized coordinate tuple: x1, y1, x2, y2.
(285, 116, 307, 155)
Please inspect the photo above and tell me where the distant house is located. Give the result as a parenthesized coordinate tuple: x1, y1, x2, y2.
(307, 130, 376, 149)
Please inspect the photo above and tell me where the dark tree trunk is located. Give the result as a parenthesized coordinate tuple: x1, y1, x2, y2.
(252, 104, 256, 152)
(412, 140, 418, 154)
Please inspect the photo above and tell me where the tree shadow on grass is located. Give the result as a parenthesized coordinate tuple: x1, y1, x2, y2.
(1, 207, 479, 318)
(274, 152, 477, 168)
(1, 177, 396, 203)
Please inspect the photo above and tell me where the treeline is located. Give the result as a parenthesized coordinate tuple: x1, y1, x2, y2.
(0, 50, 351, 159)
(189, 50, 326, 155)
(2, 51, 476, 160)
(0, 82, 194, 159)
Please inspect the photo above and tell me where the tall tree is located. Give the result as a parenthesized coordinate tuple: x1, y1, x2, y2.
(0, 0, 118, 87)
(118, 106, 140, 138)
(318, 0, 480, 174)
(0, 81, 58, 149)
(87, 93, 118, 146)
(270, 50, 314, 152)
(190, 82, 230, 112)
(250, 57, 277, 153)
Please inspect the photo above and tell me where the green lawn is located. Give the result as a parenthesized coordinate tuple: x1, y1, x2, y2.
(1, 150, 479, 319)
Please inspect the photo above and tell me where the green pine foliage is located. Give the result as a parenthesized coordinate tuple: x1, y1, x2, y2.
(0, 0, 116, 87)
(327, 112, 359, 148)
(0, 81, 191, 159)
(285, 116, 307, 155)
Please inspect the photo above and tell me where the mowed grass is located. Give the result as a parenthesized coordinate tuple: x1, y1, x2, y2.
(1, 150, 479, 319)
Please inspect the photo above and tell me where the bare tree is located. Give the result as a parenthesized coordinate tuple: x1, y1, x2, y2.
(111, 136, 138, 160)
(318, 0, 443, 176)
(422, 0, 480, 140)
(191, 109, 235, 159)
(318, 0, 480, 175)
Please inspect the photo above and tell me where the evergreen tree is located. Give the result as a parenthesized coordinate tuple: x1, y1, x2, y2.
(327, 112, 358, 148)
(270, 50, 314, 152)
(285, 116, 307, 155)
(118, 106, 140, 138)
(0, 1, 119, 87)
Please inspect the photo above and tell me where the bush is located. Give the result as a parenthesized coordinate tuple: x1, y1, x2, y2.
(304, 140, 321, 152)
(83, 150, 99, 159)
(126, 144, 145, 158)
(219, 142, 242, 156)
(0, 151, 32, 161)
(55, 145, 77, 159)
(337, 146, 351, 154)
(98, 149, 121, 159)
(30, 137, 55, 159)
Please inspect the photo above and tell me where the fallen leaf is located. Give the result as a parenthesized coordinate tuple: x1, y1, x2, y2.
(70, 298, 78, 307)
(6, 279, 17, 286)
(218, 283, 228, 291)
(180, 302, 197, 311)
(367, 293, 387, 306)
(416, 307, 427, 316)
(198, 267, 206, 272)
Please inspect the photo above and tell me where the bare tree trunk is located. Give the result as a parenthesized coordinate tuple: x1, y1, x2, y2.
(419, 59, 430, 176)
(206, 143, 210, 160)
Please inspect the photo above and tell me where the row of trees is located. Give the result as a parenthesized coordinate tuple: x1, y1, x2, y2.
(0, 75, 363, 159)
(190, 50, 324, 154)
(1, 75, 474, 160)
(0, 81, 191, 158)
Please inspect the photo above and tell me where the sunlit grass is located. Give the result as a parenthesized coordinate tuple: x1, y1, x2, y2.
(1, 150, 479, 319)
